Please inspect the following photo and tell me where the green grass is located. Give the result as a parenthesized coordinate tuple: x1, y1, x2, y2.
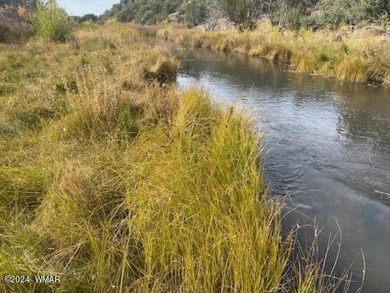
(0, 24, 351, 292)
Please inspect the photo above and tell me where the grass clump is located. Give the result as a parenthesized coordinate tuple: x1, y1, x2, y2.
(0, 24, 352, 292)
(32, 0, 73, 42)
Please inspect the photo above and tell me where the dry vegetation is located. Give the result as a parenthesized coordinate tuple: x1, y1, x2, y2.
(0, 5, 34, 43)
(153, 20, 390, 85)
(0, 23, 352, 292)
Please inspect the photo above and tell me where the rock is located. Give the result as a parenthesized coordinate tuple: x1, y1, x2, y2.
(198, 18, 235, 31)
(334, 33, 343, 42)
(168, 12, 182, 24)
(363, 26, 386, 37)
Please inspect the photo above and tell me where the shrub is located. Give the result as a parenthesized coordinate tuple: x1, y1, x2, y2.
(104, 0, 182, 25)
(183, 0, 209, 27)
(218, 0, 257, 29)
(285, 7, 304, 29)
(32, 0, 73, 42)
(303, 0, 389, 27)
(77, 13, 98, 23)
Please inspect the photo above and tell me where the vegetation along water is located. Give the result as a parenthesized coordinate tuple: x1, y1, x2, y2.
(1, 20, 309, 292)
(2, 0, 390, 292)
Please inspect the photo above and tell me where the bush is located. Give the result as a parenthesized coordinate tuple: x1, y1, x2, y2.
(303, 0, 390, 27)
(183, 0, 208, 27)
(104, 0, 182, 25)
(362, 0, 390, 20)
(78, 14, 98, 23)
(32, 0, 73, 42)
(218, 0, 257, 29)
(285, 7, 304, 29)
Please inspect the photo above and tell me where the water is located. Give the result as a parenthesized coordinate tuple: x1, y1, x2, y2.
(172, 47, 390, 292)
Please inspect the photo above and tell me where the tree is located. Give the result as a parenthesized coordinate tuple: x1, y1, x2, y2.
(102, 0, 183, 24)
(78, 13, 98, 23)
(217, 0, 256, 29)
(183, 0, 208, 27)
(0, 0, 37, 8)
(362, 0, 390, 20)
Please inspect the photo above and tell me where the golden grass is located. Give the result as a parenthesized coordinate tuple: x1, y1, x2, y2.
(0, 24, 352, 292)
(151, 21, 390, 86)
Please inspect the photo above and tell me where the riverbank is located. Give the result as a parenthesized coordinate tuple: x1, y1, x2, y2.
(148, 21, 390, 86)
(0, 24, 348, 292)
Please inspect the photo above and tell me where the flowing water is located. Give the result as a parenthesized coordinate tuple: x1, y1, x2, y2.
(172, 47, 390, 292)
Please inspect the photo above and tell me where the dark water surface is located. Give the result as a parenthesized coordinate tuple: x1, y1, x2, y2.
(173, 47, 390, 292)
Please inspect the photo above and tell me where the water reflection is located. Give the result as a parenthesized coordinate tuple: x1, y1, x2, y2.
(172, 47, 390, 293)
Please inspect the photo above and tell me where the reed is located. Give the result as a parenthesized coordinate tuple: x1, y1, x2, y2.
(0, 24, 352, 292)
(152, 21, 390, 86)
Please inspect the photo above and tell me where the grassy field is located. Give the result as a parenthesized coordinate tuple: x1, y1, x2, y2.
(151, 21, 390, 86)
(0, 24, 351, 292)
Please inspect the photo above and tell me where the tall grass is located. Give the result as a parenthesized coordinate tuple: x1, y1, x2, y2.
(0, 24, 352, 292)
(152, 21, 390, 86)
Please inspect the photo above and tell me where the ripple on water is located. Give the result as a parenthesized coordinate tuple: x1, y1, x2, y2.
(174, 46, 390, 292)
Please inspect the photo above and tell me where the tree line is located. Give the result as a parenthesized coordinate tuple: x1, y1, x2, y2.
(0, 0, 36, 9)
(101, 0, 390, 29)
(1, 0, 389, 29)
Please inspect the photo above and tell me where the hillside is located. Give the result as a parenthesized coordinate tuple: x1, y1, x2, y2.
(102, 0, 390, 29)
(0, 0, 36, 42)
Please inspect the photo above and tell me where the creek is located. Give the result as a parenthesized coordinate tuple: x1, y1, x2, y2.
(173, 47, 390, 292)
